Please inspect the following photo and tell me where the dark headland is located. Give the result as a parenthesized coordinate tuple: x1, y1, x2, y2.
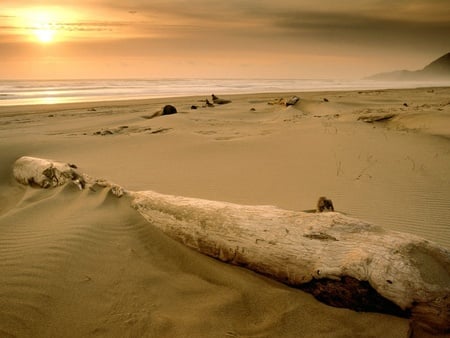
(367, 52, 450, 81)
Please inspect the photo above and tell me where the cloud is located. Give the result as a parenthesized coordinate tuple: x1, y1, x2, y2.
(5, 1, 448, 48)
(90, 0, 450, 50)
(272, 10, 450, 49)
(52, 21, 129, 32)
(2, 0, 448, 79)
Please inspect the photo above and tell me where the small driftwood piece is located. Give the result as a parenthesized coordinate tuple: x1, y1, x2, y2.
(286, 96, 300, 106)
(11, 156, 450, 334)
(358, 113, 397, 123)
(12, 156, 124, 197)
(212, 94, 232, 105)
(13, 156, 86, 189)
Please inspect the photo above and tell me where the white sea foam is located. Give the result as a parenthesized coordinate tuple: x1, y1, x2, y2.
(1, 78, 449, 106)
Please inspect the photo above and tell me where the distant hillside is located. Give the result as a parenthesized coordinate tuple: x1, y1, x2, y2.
(368, 53, 450, 81)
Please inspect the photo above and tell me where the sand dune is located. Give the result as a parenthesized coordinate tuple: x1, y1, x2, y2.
(1, 87, 449, 337)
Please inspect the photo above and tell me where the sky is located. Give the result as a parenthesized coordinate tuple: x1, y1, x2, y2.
(1, 0, 449, 80)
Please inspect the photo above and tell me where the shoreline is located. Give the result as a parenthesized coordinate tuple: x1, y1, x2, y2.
(0, 80, 450, 108)
(0, 86, 450, 113)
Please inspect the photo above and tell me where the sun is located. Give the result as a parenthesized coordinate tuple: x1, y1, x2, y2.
(30, 11, 57, 44)
(34, 28, 55, 43)
(16, 7, 66, 44)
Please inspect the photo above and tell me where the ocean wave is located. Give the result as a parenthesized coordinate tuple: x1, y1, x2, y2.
(1, 78, 449, 107)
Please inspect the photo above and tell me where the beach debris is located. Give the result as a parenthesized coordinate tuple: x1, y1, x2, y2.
(250, 108, 256, 111)
(94, 129, 114, 136)
(267, 96, 300, 106)
(212, 94, 232, 105)
(285, 96, 300, 106)
(323, 98, 329, 102)
(403, 103, 409, 107)
(162, 104, 177, 115)
(13, 156, 125, 196)
(141, 105, 178, 119)
(149, 128, 171, 134)
(358, 113, 397, 123)
(93, 126, 170, 136)
(93, 127, 128, 136)
(316, 196, 334, 212)
(191, 105, 198, 109)
(268, 98, 286, 105)
(131, 190, 450, 334)
(13, 156, 85, 190)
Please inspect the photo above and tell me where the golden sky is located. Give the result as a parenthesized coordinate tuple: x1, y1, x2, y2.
(1, 0, 449, 79)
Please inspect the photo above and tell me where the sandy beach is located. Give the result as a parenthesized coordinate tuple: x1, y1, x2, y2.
(1, 87, 449, 337)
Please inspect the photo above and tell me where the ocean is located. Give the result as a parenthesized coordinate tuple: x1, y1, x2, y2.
(1, 78, 448, 106)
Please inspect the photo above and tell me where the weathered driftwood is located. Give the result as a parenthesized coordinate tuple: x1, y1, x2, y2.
(130, 191, 450, 333)
(13, 156, 124, 196)
(358, 113, 397, 123)
(212, 94, 232, 105)
(13, 156, 85, 189)
(285, 95, 300, 106)
(12, 156, 450, 333)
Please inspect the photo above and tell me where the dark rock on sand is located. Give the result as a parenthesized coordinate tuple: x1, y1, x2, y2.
(162, 105, 177, 115)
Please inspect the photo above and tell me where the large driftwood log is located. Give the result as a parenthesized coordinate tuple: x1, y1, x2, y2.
(130, 191, 450, 333)
(12, 156, 450, 333)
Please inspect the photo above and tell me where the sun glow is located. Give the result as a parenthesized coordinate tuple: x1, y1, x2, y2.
(15, 7, 76, 44)
(29, 9, 60, 43)
(34, 28, 55, 43)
